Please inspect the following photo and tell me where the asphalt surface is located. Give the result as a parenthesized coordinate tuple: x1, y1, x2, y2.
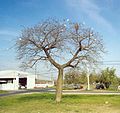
(0, 88, 120, 97)
(0, 88, 54, 97)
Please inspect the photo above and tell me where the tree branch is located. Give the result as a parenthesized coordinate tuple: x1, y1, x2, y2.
(62, 47, 81, 68)
(43, 47, 60, 69)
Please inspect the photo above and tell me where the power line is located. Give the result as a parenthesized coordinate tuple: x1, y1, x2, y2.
(99, 61, 120, 65)
(101, 61, 120, 63)
(101, 63, 120, 65)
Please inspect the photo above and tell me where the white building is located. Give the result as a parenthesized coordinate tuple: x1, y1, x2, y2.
(35, 74, 54, 88)
(0, 70, 35, 90)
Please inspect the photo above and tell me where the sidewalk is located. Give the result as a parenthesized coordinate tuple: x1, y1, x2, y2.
(0, 89, 120, 97)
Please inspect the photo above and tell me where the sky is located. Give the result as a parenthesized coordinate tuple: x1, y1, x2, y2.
(0, 0, 120, 76)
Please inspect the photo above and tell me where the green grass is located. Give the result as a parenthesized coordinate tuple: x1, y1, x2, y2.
(0, 93, 120, 113)
(0, 90, 8, 94)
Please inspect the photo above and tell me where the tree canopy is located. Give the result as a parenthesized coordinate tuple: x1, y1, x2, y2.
(99, 67, 119, 88)
(64, 70, 87, 85)
(16, 19, 104, 102)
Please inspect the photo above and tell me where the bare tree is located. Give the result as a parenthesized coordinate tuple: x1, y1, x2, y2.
(16, 19, 104, 102)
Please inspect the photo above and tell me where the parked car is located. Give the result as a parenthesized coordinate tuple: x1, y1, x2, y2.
(73, 84, 83, 89)
(96, 83, 104, 89)
(63, 84, 83, 89)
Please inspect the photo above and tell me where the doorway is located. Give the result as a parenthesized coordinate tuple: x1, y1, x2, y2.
(19, 78, 27, 89)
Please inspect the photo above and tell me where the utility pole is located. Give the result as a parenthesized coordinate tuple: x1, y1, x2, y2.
(35, 63, 37, 79)
(87, 66, 90, 90)
(51, 74, 54, 85)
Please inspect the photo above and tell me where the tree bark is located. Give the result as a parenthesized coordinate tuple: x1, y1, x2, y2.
(55, 67, 63, 102)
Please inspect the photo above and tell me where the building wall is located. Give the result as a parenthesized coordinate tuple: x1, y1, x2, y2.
(27, 75, 35, 89)
(0, 76, 35, 90)
(14, 77, 19, 90)
(0, 83, 15, 90)
(0, 78, 19, 90)
(35, 81, 54, 88)
(0, 71, 36, 90)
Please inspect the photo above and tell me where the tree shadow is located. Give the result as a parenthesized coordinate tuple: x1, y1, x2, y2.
(17, 93, 55, 102)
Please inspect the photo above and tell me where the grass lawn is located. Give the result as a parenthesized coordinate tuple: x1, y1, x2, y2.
(0, 90, 8, 94)
(0, 93, 120, 113)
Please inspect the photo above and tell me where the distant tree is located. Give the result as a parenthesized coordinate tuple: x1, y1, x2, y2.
(64, 70, 81, 84)
(89, 72, 99, 84)
(79, 71, 87, 84)
(99, 67, 118, 88)
(117, 77, 120, 85)
(16, 19, 104, 102)
(64, 69, 89, 85)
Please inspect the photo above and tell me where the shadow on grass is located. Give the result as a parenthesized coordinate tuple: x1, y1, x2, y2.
(62, 94, 95, 99)
(62, 94, 120, 104)
(18, 94, 92, 101)
(63, 94, 119, 99)
(18, 93, 117, 102)
(18, 93, 55, 102)
(16, 93, 120, 104)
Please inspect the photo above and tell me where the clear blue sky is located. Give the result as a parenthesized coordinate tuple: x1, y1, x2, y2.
(0, 0, 120, 75)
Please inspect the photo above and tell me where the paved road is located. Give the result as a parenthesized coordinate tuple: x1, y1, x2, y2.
(0, 89, 120, 97)
(0, 88, 54, 97)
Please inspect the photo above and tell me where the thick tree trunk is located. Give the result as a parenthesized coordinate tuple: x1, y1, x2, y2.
(55, 68, 63, 102)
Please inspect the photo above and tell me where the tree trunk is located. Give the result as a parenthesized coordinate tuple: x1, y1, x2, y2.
(55, 67, 63, 102)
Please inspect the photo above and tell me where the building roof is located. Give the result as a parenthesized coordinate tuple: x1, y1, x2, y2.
(0, 70, 35, 78)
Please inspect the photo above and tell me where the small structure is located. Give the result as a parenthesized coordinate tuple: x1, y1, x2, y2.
(35, 74, 54, 88)
(0, 70, 35, 90)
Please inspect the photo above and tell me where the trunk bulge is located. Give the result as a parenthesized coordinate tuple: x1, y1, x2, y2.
(55, 68, 63, 102)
